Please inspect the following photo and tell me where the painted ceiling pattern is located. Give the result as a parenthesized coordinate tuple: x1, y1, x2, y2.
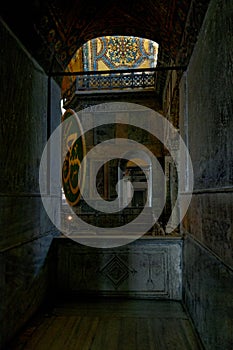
(61, 36, 158, 94)
(83, 36, 158, 71)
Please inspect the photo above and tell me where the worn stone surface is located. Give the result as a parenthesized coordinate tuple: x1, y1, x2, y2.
(183, 0, 233, 266)
(0, 196, 55, 250)
(0, 19, 61, 348)
(1, 235, 54, 347)
(183, 236, 233, 350)
(183, 192, 233, 268)
(0, 24, 47, 194)
(54, 237, 183, 300)
(186, 0, 233, 191)
(180, 0, 233, 349)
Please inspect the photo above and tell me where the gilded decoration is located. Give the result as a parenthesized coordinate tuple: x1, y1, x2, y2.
(83, 36, 158, 71)
(61, 36, 158, 95)
(62, 109, 86, 206)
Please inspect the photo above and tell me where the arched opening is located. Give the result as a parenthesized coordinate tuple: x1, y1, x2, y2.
(59, 35, 177, 236)
(61, 35, 159, 108)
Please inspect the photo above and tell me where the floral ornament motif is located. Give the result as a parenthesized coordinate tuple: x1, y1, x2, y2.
(106, 37, 139, 67)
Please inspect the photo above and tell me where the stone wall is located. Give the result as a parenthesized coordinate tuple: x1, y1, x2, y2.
(53, 237, 183, 300)
(0, 19, 61, 347)
(180, 0, 233, 348)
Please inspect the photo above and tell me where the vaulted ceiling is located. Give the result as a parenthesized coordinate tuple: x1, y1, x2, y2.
(1, 0, 210, 75)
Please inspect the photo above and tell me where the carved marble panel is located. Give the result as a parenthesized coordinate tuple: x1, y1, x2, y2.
(55, 238, 182, 299)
